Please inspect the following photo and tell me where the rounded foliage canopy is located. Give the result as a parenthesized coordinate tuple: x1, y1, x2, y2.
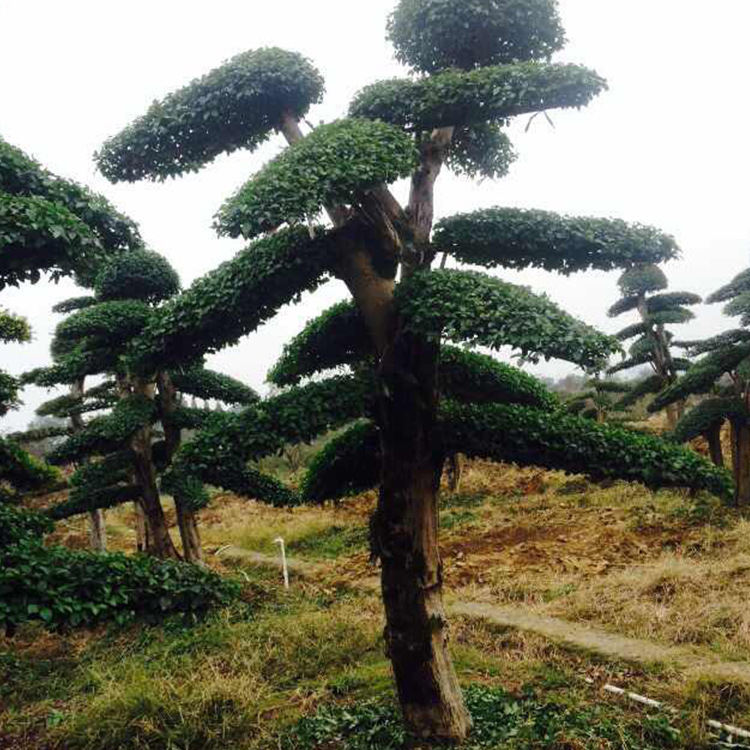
(96, 48, 325, 182)
(396, 269, 620, 368)
(216, 119, 418, 239)
(0, 134, 142, 258)
(445, 123, 517, 180)
(434, 208, 680, 275)
(707, 268, 750, 305)
(268, 300, 372, 387)
(131, 226, 334, 372)
(55, 299, 152, 345)
(0, 309, 30, 343)
(618, 264, 668, 296)
(350, 62, 605, 133)
(387, 0, 565, 73)
(0, 193, 101, 290)
(94, 249, 180, 303)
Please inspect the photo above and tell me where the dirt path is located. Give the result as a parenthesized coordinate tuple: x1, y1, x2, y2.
(218, 545, 750, 685)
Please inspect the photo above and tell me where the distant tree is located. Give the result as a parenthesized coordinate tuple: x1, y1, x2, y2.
(25, 251, 259, 561)
(0, 133, 141, 502)
(607, 264, 700, 427)
(652, 266, 750, 503)
(565, 375, 631, 423)
(95, 1, 730, 738)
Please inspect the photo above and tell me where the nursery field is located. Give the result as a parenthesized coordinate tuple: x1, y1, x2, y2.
(4, 460, 750, 750)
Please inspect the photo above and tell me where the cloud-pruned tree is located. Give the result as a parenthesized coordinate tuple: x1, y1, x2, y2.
(26, 251, 259, 562)
(607, 264, 699, 427)
(95, 0, 729, 738)
(1, 134, 142, 502)
(652, 266, 750, 504)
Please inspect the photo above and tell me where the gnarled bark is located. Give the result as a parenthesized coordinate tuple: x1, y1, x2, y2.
(374, 330, 471, 740)
(731, 419, 750, 506)
(70, 378, 108, 551)
(128, 378, 179, 559)
(157, 371, 205, 565)
(705, 423, 724, 468)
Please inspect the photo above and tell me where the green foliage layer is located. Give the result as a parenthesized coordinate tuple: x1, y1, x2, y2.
(0, 134, 141, 258)
(618, 264, 668, 295)
(387, 0, 565, 73)
(0, 437, 60, 493)
(0, 193, 100, 289)
(675, 329, 750, 356)
(433, 208, 679, 275)
(439, 346, 558, 409)
(706, 268, 750, 304)
(396, 269, 619, 368)
(55, 300, 152, 345)
(168, 375, 372, 506)
(216, 119, 418, 239)
(441, 401, 733, 498)
(96, 48, 325, 182)
(672, 397, 748, 444)
(48, 484, 142, 521)
(94, 249, 180, 303)
(22, 344, 114, 387)
(445, 123, 517, 180)
(48, 396, 157, 465)
(349, 62, 606, 132)
(268, 301, 371, 387)
(613, 375, 664, 410)
(300, 421, 380, 504)
(0, 309, 30, 343)
(0, 371, 21, 417)
(171, 367, 259, 405)
(650, 343, 750, 410)
(131, 227, 334, 371)
(51, 296, 98, 314)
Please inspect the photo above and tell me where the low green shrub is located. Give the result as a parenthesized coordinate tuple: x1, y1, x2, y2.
(0, 503, 54, 548)
(0, 510, 240, 630)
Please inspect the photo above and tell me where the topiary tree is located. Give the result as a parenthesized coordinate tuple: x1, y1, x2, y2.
(28, 251, 260, 561)
(94, 2, 729, 738)
(0, 134, 141, 502)
(606, 263, 699, 427)
(651, 266, 750, 504)
(564, 375, 632, 424)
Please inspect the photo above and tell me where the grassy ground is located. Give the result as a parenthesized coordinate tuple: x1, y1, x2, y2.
(7, 458, 750, 748)
(0, 562, 722, 750)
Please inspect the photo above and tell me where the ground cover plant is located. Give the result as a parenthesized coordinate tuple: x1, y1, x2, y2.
(1, 558, 724, 750)
(95, 0, 732, 738)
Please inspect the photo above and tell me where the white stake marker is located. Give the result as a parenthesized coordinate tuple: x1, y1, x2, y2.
(273, 537, 290, 590)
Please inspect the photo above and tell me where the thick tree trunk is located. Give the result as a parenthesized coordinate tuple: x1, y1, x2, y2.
(175, 500, 204, 564)
(732, 420, 750, 506)
(70, 379, 108, 552)
(87, 509, 107, 551)
(665, 403, 679, 430)
(131, 424, 179, 558)
(127, 378, 179, 559)
(288, 109, 468, 738)
(133, 501, 149, 553)
(156, 371, 204, 565)
(706, 423, 724, 468)
(374, 332, 471, 741)
(446, 453, 462, 493)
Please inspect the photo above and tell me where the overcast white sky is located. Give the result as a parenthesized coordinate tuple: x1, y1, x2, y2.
(2, 0, 750, 431)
